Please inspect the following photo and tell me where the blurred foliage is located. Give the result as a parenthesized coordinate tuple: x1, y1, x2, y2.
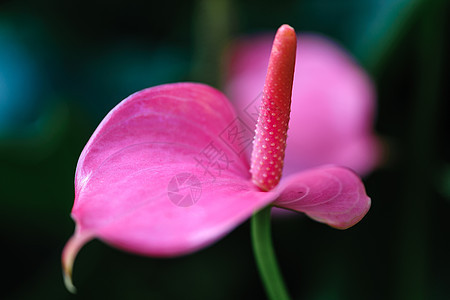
(0, 0, 448, 299)
(0, 13, 54, 136)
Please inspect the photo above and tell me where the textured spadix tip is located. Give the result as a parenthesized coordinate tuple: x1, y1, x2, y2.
(277, 24, 296, 40)
(250, 24, 297, 191)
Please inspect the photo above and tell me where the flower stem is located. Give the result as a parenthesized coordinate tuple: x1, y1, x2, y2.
(251, 206, 291, 300)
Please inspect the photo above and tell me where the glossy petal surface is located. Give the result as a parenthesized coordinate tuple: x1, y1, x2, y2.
(226, 33, 381, 176)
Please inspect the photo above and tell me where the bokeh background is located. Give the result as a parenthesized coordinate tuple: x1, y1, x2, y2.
(1, 0, 449, 299)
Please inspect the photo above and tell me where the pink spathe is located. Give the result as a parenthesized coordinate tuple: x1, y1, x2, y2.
(63, 83, 370, 283)
(71, 83, 268, 258)
(62, 25, 371, 292)
(226, 33, 381, 176)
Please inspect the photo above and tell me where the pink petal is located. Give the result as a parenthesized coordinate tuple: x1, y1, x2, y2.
(225, 33, 381, 176)
(63, 83, 277, 286)
(62, 82, 372, 290)
(273, 166, 371, 229)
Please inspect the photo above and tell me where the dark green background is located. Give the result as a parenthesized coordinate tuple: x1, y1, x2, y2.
(1, 0, 449, 299)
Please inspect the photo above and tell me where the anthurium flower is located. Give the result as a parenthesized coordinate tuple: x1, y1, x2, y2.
(62, 25, 371, 292)
(225, 32, 381, 176)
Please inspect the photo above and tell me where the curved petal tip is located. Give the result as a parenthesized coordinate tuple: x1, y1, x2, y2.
(62, 231, 94, 293)
(274, 166, 371, 229)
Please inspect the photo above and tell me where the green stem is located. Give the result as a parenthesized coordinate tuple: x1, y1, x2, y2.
(251, 206, 291, 300)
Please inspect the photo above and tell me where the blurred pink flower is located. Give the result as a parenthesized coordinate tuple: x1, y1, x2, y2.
(225, 33, 381, 176)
